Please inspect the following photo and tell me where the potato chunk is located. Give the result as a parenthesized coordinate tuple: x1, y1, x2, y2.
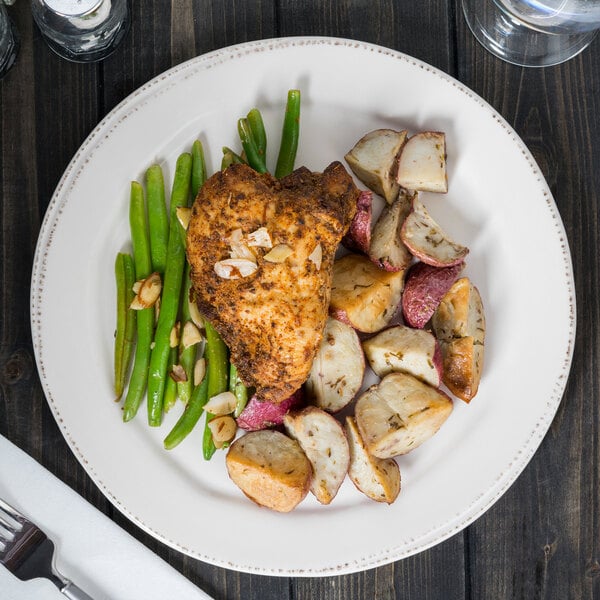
(355, 372, 453, 459)
(226, 430, 312, 512)
(330, 253, 405, 333)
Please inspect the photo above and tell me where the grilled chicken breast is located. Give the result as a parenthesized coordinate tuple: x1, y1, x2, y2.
(187, 162, 358, 404)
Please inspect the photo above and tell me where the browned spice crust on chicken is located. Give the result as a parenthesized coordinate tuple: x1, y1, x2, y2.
(186, 162, 359, 404)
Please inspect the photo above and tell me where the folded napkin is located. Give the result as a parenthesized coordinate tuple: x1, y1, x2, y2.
(0, 435, 211, 600)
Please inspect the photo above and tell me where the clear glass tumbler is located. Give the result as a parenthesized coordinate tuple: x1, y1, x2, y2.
(462, 0, 600, 67)
(31, 0, 130, 63)
(0, 3, 19, 78)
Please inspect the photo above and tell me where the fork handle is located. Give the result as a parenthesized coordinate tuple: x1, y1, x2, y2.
(61, 580, 95, 600)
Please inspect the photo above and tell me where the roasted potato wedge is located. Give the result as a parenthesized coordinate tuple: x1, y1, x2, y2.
(400, 197, 468, 267)
(345, 416, 400, 504)
(225, 430, 312, 512)
(284, 406, 350, 505)
(402, 261, 465, 328)
(345, 129, 407, 204)
(396, 131, 447, 193)
(355, 371, 453, 459)
(368, 190, 413, 272)
(432, 277, 485, 402)
(305, 317, 365, 413)
(236, 389, 304, 431)
(342, 190, 373, 254)
(330, 253, 405, 333)
(362, 325, 443, 388)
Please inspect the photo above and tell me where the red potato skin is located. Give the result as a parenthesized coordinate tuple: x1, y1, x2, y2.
(342, 190, 372, 254)
(236, 389, 305, 431)
(402, 261, 465, 328)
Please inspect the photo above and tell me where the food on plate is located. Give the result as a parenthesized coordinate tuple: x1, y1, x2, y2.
(344, 128, 407, 204)
(305, 317, 365, 413)
(368, 189, 414, 272)
(400, 196, 469, 267)
(432, 277, 485, 402)
(341, 190, 373, 254)
(283, 406, 350, 505)
(362, 325, 443, 388)
(226, 429, 312, 512)
(402, 261, 465, 328)
(186, 161, 359, 404)
(236, 389, 304, 431)
(396, 131, 447, 193)
(354, 372, 453, 459)
(329, 253, 405, 333)
(345, 416, 401, 504)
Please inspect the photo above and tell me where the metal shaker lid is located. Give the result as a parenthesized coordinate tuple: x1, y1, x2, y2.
(42, 0, 104, 17)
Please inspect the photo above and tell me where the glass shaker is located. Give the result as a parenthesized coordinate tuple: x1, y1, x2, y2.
(31, 0, 130, 62)
(0, 2, 19, 78)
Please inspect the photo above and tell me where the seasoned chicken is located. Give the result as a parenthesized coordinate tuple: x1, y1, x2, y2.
(187, 162, 359, 404)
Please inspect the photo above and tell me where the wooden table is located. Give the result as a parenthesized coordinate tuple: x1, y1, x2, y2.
(1, 2, 598, 599)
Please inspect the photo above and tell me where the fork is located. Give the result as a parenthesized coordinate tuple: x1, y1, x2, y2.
(0, 496, 93, 599)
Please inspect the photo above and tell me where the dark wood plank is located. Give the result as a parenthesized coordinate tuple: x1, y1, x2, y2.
(455, 5, 600, 599)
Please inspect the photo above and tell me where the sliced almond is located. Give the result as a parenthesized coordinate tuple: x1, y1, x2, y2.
(188, 298, 204, 329)
(204, 391, 237, 416)
(208, 415, 237, 448)
(214, 258, 258, 279)
(247, 226, 273, 249)
(130, 272, 162, 310)
(154, 296, 161, 323)
(308, 243, 323, 270)
(170, 364, 187, 383)
(132, 280, 142, 294)
(176, 207, 192, 231)
(194, 358, 206, 386)
(169, 322, 180, 348)
(228, 228, 256, 261)
(263, 244, 293, 263)
(181, 321, 203, 349)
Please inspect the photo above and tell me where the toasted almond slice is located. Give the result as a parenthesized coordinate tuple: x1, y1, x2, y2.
(194, 358, 206, 386)
(169, 322, 180, 348)
(188, 298, 204, 329)
(247, 227, 273, 248)
(214, 258, 258, 279)
(176, 207, 192, 231)
(130, 272, 162, 310)
(181, 321, 203, 349)
(227, 228, 256, 261)
(308, 243, 323, 270)
(208, 415, 237, 448)
(204, 391, 237, 416)
(170, 364, 187, 383)
(263, 244, 293, 263)
(132, 280, 142, 294)
(400, 197, 468, 267)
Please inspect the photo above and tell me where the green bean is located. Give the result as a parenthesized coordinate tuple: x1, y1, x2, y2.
(114, 252, 136, 400)
(191, 140, 207, 198)
(145, 165, 169, 274)
(122, 181, 154, 421)
(176, 265, 195, 405)
(162, 346, 179, 413)
(221, 151, 234, 171)
(237, 118, 268, 174)
(147, 152, 192, 426)
(202, 321, 229, 460)
(222, 146, 246, 165)
(246, 108, 267, 160)
(275, 89, 301, 178)
(163, 362, 209, 450)
(229, 363, 248, 417)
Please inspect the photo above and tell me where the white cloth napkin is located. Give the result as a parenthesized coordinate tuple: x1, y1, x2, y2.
(0, 435, 212, 600)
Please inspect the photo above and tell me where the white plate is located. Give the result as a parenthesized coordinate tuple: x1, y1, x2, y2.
(31, 37, 575, 576)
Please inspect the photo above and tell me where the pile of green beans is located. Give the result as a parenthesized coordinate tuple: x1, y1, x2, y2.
(113, 89, 301, 458)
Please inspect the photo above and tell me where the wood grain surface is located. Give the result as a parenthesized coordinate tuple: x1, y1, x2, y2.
(1, 1, 598, 599)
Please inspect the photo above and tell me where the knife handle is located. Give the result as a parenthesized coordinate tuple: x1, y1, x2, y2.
(61, 580, 95, 600)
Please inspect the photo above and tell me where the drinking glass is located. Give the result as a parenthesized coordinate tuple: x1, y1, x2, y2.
(462, 0, 600, 67)
(31, 0, 130, 63)
(0, 3, 19, 79)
